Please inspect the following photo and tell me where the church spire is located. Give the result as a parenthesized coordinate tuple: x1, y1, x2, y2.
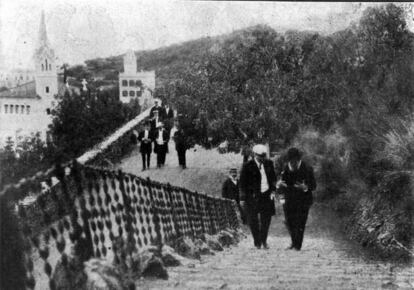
(38, 10, 50, 48)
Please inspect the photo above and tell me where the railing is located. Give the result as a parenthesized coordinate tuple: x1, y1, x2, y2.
(0, 107, 151, 203)
(7, 162, 239, 290)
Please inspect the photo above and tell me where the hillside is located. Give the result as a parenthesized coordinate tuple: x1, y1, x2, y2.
(69, 25, 302, 88)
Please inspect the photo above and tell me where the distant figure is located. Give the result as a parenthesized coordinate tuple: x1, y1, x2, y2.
(173, 124, 189, 169)
(218, 140, 229, 154)
(241, 140, 254, 163)
(222, 168, 246, 224)
(150, 100, 163, 119)
(277, 147, 316, 251)
(240, 144, 277, 249)
(153, 122, 169, 168)
(138, 122, 153, 171)
(164, 103, 174, 119)
(150, 110, 161, 132)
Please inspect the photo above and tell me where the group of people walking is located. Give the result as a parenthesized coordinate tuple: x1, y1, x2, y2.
(222, 145, 316, 251)
(132, 100, 190, 170)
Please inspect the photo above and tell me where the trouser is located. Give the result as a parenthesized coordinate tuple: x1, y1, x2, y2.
(246, 207, 272, 247)
(141, 152, 150, 169)
(157, 151, 166, 166)
(283, 201, 311, 250)
(177, 149, 186, 167)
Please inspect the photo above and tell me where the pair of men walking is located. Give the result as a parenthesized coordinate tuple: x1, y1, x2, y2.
(239, 145, 316, 250)
(137, 121, 169, 170)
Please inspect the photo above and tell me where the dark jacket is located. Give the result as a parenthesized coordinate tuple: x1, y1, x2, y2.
(240, 159, 277, 215)
(138, 129, 152, 153)
(165, 107, 174, 119)
(279, 161, 316, 207)
(174, 129, 188, 152)
(150, 106, 166, 119)
(222, 178, 240, 204)
(153, 129, 169, 154)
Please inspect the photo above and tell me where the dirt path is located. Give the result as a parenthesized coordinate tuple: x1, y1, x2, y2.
(118, 145, 414, 290)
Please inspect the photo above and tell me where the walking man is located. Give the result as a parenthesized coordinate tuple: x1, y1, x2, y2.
(173, 124, 189, 169)
(153, 122, 169, 168)
(240, 144, 277, 249)
(138, 122, 152, 171)
(277, 147, 316, 251)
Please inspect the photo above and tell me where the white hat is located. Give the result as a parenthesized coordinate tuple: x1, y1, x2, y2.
(156, 122, 164, 128)
(252, 144, 267, 155)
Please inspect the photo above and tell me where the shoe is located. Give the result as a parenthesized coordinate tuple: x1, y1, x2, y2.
(263, 243, 269, 250)
(142, 168, 146, 171)
(254, 243, 261, 249)
(285, 245, 294, 250)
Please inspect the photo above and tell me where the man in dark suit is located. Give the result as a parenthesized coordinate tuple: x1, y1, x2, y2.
(138, 122, 152, 171)
(277, 147, 316, 251)
(153, 122, 169, 168)
(240, 144, 277, 249)
(164, 103, 174, 119)
(173, 124, 189, 169)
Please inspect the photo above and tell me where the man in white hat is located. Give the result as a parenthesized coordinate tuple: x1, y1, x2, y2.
(240, 144, 277, 249)
(153, 122, 169, 168)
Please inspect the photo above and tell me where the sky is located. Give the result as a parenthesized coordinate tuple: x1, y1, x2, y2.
(0, 1, 404, 69)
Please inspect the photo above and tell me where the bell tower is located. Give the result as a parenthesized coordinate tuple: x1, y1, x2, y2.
(123, 49, 137, 74)
(34, 11, 58, 103)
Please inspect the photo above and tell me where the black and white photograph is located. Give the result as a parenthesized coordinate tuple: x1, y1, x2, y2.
(0, 1, 413, 289)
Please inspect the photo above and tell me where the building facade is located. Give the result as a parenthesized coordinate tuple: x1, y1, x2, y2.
(0, 12, 59, 145)
(119, 50, 155, 110)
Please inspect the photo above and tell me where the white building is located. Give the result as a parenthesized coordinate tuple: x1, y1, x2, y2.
(119, 50, 155, 110)
(0, 12, 72, 145)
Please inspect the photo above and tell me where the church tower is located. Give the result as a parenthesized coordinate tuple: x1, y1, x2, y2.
(34, 11, 58, 104)
(123, 49, 137, 74)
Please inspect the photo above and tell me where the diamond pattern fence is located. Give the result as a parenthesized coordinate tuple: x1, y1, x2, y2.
(0, 161, 239, 290)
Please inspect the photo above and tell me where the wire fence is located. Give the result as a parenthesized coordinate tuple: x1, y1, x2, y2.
(4, 161, 239, 290)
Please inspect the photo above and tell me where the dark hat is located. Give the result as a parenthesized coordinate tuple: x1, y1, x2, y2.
(229, 168, 237, 173)
(287, 147, 302, 161)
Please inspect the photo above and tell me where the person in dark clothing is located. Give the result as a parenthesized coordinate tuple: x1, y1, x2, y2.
(240, 144, 277, 249)
(222, 168, 240, 202)
(164, 103, 174, 119)
(153, 122, 169, 168)
(277, 147, 316, 251)
(138, 122, 152, 171)
(222, 168, 247, 224)
(173, 125, 188, 169)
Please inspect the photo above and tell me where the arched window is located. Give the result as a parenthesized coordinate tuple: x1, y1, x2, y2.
(49, 64, 51, 70)
(45, 59, 48, 71)
(41, 64, 44, 71)
(45, 86, 49, 93)
(15, 105, 19, 114)
(10, 105, 13, 114)
(136, 80, 142, 87)
(129, 91, 135, 97)
(21, 105, 24, 114)
(122, 80, 128, 86)
(136, 91, 142, 97)
(26, 105, 30, 114)
(4, 104, 8, 114)
(129, 80, 135, 86)
(122, 90, 128, 97)
(46, 108, 51, 115)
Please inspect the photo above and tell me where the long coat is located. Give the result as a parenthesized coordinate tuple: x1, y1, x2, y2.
(240, 159, 277, 215)
(138, 130, 152, 153)
(279, 161, 316, 207)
